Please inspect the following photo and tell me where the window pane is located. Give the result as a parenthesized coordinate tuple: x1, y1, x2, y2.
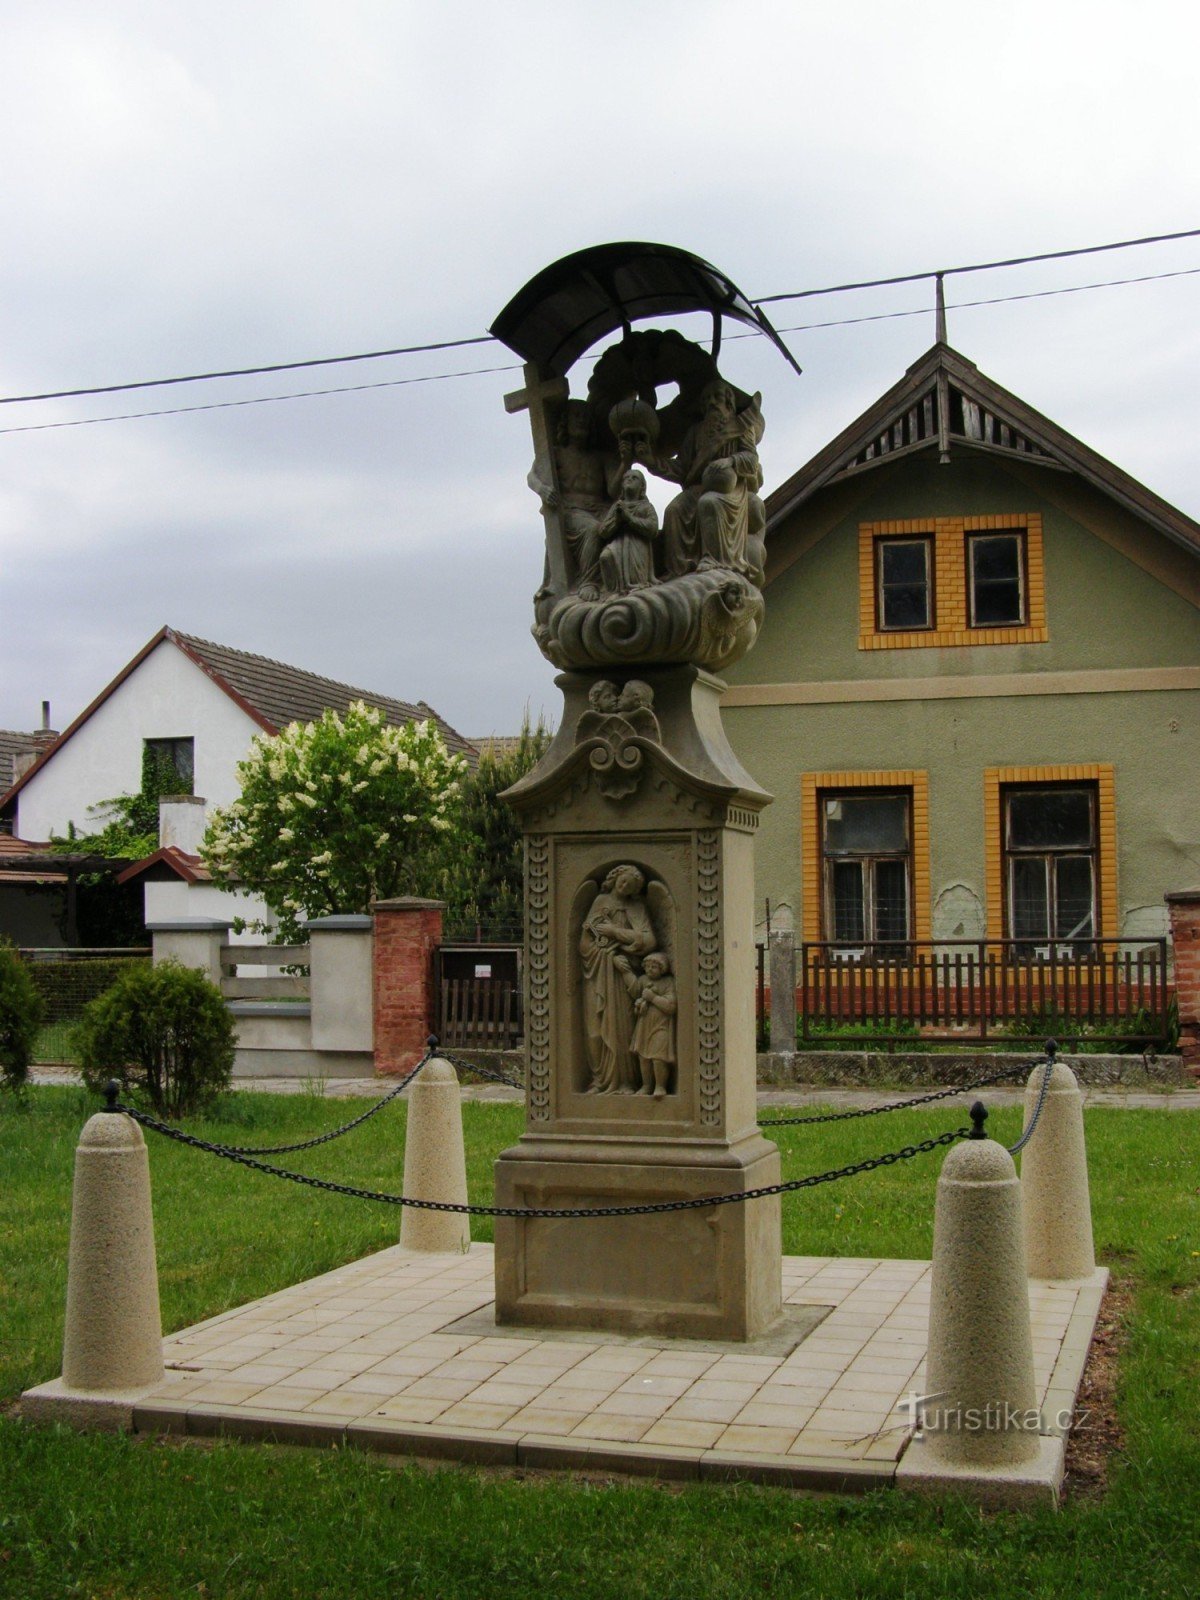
(1010, 857, 1049, 941)
(1007, 789, 1093, 850)
(881, 584, 930, 628)
(831, 861, 865, 942)
(1055, 856, 1094, 939)
(144, 737, 194, 792)
(873, 859, 909, 942)
(970, 534, 1024, 626)
(879, 540, 930, 629)
(881, 541, 927, 584)
(972, 534, 1021, 583)
(824, 794, 908, 854)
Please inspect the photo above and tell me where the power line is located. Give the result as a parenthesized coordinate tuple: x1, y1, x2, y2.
(1, 224, 1197, 410)
(0, 362, 522, 436)
(0, 334, 496, 407)
(752, 224, 1200, 305)
(2, 258, 1197, 437)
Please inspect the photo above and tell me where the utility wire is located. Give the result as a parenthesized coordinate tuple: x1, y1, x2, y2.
(0, 334, 497, 407)
(1, 225, 1197, 410)
(2, 260, 1198, 437)
(0, 363, 523, 435)
(753, 224, 1200, 304)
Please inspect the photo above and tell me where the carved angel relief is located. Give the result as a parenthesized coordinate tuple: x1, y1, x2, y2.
(574, 679, 662, 799)
(574, 865, 677, 1098)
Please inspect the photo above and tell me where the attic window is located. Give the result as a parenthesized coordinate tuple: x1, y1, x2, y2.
(876, 538, 932, 630)
(144, 737, 194, 793)
(968, 531, 1025, 626)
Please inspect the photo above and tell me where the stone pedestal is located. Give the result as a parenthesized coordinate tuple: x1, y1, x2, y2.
(493, 666, 782, 1340)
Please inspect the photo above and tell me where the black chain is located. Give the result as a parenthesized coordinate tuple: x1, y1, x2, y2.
(435, 1049, 524, 1091)
(756, 1059, 1040, 1128)
(104, 1090, 970, 1219)
(1006, 1059, 1054, 1155)
(129, 1048, 436, 1158)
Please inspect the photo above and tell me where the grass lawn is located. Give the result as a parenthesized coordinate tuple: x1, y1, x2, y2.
(2, 1084, 1197, 1599)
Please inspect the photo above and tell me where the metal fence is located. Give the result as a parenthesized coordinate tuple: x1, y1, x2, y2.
(18, 947, 151, 1063)
(798, 937, 1172, 1046)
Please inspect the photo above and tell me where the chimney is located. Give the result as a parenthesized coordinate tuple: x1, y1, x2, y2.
(159, 794, 207, 855)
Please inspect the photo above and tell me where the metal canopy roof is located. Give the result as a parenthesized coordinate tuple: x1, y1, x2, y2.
(490, 241, 802, 378)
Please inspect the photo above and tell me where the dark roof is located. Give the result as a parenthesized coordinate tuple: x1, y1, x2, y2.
(766, 342, 1200, 559)
(1, 627, 478, 811)
(490, 241, 801, 377)
(0, 730, 39, 793)
(171, 633, 476, 759)
(116, 846, 211, 886)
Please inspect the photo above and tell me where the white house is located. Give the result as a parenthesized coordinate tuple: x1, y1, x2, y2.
(0, 627, 476, 940)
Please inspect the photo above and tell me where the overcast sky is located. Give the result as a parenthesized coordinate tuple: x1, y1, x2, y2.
(2, 0, 1198, 746)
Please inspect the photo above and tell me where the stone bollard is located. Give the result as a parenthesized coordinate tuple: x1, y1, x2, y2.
(1020, 1059, 1095, 1280)
(62, 1105, 164, 1393)
(921, 1122, 1039, 1467)
(400, 1057, 471, 1253)
(768, 931, 796, 1056)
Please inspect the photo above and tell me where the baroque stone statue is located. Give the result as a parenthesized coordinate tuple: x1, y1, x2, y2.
(514, 327, 768, 674)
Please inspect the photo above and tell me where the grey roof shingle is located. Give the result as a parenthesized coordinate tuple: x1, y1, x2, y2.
(172, 632, 477, 761)
(0, 730, 38, 794)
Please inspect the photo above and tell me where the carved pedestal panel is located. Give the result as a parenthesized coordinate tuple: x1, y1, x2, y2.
(493, 666, 782, 1340)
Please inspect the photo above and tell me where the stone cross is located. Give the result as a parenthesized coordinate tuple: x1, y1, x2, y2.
(505, 361, 570, 597)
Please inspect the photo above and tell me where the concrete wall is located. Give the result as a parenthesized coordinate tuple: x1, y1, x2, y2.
(723, 455, 1199, 936)
(16, 638, 260, 839)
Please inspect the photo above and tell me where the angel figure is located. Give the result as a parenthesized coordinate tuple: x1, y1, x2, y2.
(577, 866, 675, 1095)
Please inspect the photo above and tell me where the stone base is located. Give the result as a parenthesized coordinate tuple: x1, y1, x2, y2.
(493, 1135, 782, 1341)
(895, 1431, 1065, 1510)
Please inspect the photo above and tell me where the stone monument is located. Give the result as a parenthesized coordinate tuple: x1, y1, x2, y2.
(489, 243, 801, 1340)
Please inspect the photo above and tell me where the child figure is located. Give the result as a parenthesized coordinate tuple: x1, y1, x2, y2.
(628, 951, 677, 1098)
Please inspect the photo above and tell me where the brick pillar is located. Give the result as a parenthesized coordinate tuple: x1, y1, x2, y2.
(1166, 890, 1200, 1074)
(372, 897, 445, 1076)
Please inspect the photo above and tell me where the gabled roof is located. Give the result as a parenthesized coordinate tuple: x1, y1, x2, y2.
(766, 342, 1200, 558)
(116, 846, 212, 886)
(0, 627, 477, 810)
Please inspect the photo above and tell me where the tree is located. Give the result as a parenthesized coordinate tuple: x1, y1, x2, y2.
(202, 702, 466, 941)
(445, 718, 551, 936)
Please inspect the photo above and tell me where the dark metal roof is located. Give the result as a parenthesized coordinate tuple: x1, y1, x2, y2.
(491, 241, 801, 378)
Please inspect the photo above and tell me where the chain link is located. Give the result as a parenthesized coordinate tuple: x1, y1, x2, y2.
(109, 1096, 970, 1220)
(128, 1049, 435, 1158)
(1006, 1059, 1054, 1155)
(435, 1048, 524, 1091)
(756, 1059, 1039, 1127)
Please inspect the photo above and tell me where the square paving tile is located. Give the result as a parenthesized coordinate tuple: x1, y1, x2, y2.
(22, 1243, 1106, 1504)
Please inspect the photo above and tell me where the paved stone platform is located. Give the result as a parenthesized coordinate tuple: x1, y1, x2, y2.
(23, 1245, 1107, 1503)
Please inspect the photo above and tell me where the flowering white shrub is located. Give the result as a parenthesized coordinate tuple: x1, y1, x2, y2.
(202, 702, 466, 941)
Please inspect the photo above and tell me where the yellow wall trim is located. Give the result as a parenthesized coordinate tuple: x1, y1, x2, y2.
(858, 513, 1048, 649)
(983, 764, 1117, 942)
(800, 770, 931, 945)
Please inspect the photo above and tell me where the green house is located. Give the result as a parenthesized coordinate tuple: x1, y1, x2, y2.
(721, 342, 1198, 1029)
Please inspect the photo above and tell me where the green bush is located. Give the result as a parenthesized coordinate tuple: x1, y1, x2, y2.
(77, 959, 235, 1117)
(0, 943, 43, 1091)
